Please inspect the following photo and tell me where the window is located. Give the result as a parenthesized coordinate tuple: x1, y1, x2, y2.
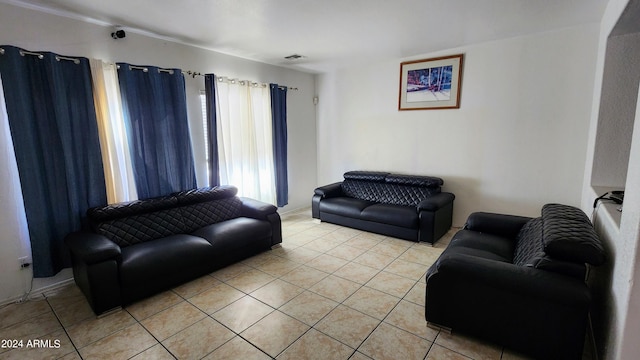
(201, 77, 287, 206)
(203, 79, 276, 204)
(200, 91, 210, 182)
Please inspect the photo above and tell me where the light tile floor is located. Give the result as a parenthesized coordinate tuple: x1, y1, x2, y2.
(0, 209, 593, 360)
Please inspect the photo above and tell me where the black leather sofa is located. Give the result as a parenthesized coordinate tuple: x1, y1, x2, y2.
(312, 171, 455, 244)
(425, 203, 605, 360)
(65, 185, 281, 315)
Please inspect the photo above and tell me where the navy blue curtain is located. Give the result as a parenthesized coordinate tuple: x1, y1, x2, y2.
(0, 45, 107, 277)
(204, 74, 219, 186)
(270, 84, 288, 207)
(117, 63, 196, 199)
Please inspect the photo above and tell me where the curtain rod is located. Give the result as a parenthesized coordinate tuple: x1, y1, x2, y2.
(182, 70, 298, 91)
(216, 75, 298, 91)
(19, 50, 44, 59)
(0, 48, 80, 64)
(123, 66, 295, 90)
(0, 47, 40, 58)
(56, 55, 80, 64)
(116, 64, 175, 74)
(183, 70, 203, 78)
(0, 50, 298, 90)
(0, 48, 82, 64)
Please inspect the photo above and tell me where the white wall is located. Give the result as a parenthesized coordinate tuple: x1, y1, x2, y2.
(317, 24, 600, 226)
(0, 3, 317, 303)
(0, 74, 33, 304)
(580, 0, 640, 358)
(617, 87, 640, 360)
(591, 33, 640, 189)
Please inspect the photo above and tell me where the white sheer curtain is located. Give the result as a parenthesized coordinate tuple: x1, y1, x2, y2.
(90, 59, 138, 203)
(0, 73, 33, 297)
(216, 78, 277, 205)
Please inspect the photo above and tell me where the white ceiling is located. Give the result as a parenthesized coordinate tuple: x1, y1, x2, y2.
(7, 0, 608, 73)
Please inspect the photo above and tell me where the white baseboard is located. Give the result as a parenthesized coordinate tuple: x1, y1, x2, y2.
(0, 268, 74, 307)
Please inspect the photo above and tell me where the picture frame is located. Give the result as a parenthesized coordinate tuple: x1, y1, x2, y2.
(398, 54, 464, 110)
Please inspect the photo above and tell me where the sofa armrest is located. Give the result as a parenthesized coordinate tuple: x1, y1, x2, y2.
(240, 197, 278, 219)
(417, 192, 455, 212)
(428, 253, 590, 305)
(65, 232, 122, 315)
(314, 182, 344, 198)
(463, 212, 532, 239)
(65, 232, 121, 265)
(239, 197, 281, 246)
(426, 252, 590, 359)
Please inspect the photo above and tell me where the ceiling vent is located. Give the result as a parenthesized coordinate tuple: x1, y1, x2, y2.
(284, 54, 305, 60)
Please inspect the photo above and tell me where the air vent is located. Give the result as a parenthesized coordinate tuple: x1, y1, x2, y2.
(284, 54, 305, 60)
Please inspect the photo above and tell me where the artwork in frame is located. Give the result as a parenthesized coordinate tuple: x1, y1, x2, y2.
(398, 54, 463, 110)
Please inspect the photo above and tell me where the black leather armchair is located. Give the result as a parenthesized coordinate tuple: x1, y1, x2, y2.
(425, 204, 605, 360)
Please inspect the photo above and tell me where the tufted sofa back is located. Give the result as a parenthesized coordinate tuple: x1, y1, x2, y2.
(512, 203, 605, 278)
(87, 185, 242, 248)
(340, 171, 443, 206)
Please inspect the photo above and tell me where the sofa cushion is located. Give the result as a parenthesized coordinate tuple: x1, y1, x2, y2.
(542, 218, 605, 265)
(541, 204, 605, 265)
(174, 185, 238, 204)
(119, 234, 215, 288)
(179, 197, 242, 232)
(513, 218, 544, 266)
(192, 217, 272, 252)
(541, 203, 590, 224)
(360, 203, 418, 228)
(95, 208, 188, 248)
(318, 197, 375, 218)
(341, 180, 440, 206)
(527, 255, 587, 279)
(512, 217, 585, 278)
(89, 186, 245, 247)
(88, 195, 179, 222)
(385, 174, 443, 187)
(340, 171, 443, 206)
(446, 230, 514, 262)
(343, 171, 389, 182)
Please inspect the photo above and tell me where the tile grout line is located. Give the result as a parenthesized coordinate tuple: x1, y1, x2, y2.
(295, 220, 451, 359)
(164, 283, 274, 359)
(198, 223, 398, 358)
(220, 222, 476, 358)
(13, 215, 456, 360)
(271, 223, 432, 359)
(129, 302, 180, 359)
(43, 295, 83, 359)
(349, 254, 430, 358)
(244, 219, 485, 359)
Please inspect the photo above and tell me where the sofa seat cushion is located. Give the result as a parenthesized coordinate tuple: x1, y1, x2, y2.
(318, 197, 375, 218)
(120, 234, 215, 288)
(192, 217, 272, 253)
(446, 230, 514, 262)
(360, 203, 418, 228)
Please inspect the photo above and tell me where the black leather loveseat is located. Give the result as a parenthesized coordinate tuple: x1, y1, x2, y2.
(65, 185, 281, 315)
(312, 171, 455, 244)
(425, 203, 605, 360)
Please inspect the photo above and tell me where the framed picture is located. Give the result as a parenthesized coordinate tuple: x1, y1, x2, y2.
(398, 54, 464, 110)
